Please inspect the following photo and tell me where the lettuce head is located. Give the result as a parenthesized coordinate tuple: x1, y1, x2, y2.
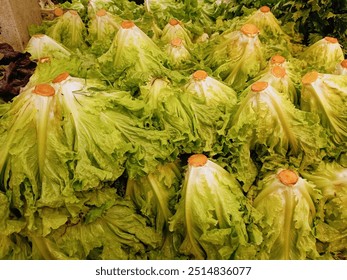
(301, 161, 347, 259)
(245, 6, 291, 48)
(334, 59, 347, 76)
(300, 71, 347, 146)
(0, 82, 75, 227)
(98, 20, 167, 86)
(301, 37, 344, 73)
(126, 161, 182, 233)
(46, 10, 87, 50)
(87, 9, 122, 56)
(251, 169, 320, 259)
(139, 77, 199, 153)
(25, 34, 71, 61)
(302, 162, 347, 230)
(165, 38, 193, 69)
(252, 65, 298, 105)
(160, 18, 193, 47)
(227, 81, 327, 186)
(51, 73, 129, 191)
(29, 192, 162, 260)
(184, 70, 238, 153)
(169, 154, 249, 260)
(210, 24, 266, 91)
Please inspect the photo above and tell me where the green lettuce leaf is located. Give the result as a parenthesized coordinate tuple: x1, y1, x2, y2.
(60, 1, 87, 16)
(0, 192, 26, 236)
(0, 83, 74, 224)
(27, 52, 103, 87)
(0, 233, 32, 260)
(88, 0, 144, 20)
(139, 77, 199, 153)
(0, 101, 10, 116)
(100, 109, 176, 178)
(82, 82, 177, 178)
(244, 6, 292, 49)
(126, 161, 182, 232)
(301, 161, 347, 258)
(52, 74, 130, 190)
(30, 195, 161, 260)
(143, 0, 185, 31)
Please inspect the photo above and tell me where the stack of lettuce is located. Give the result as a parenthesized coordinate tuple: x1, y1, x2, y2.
(1, 0, 347, 260)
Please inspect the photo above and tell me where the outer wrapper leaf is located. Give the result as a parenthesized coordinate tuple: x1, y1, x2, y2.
(141, 1, 185, 39)
(90, 88, 177, 178)
(27, 50, 104, 88)
(88, 0, 143, 20)
(0, 233, 32, 260)
(88, 0, 114, 12)
(0, 102, 10, 116)
(59, 0, 87, 18)
(0, 193, 26, 236)
(179, 0, 230, 35)
(102, 112, 176, 178)
(169, 158, 250, 260)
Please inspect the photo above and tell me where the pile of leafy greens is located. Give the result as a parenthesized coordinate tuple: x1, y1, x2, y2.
(0, 44, 37, 102)
(0, 0, 346, 260)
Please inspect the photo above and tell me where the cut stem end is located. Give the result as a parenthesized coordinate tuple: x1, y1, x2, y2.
(188, 154, 208, 167)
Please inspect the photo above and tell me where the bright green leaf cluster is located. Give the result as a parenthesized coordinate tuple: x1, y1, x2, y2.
(1, 0, 347, 260)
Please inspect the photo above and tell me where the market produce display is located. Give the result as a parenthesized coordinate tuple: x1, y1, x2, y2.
(0, 0, 346, 260)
